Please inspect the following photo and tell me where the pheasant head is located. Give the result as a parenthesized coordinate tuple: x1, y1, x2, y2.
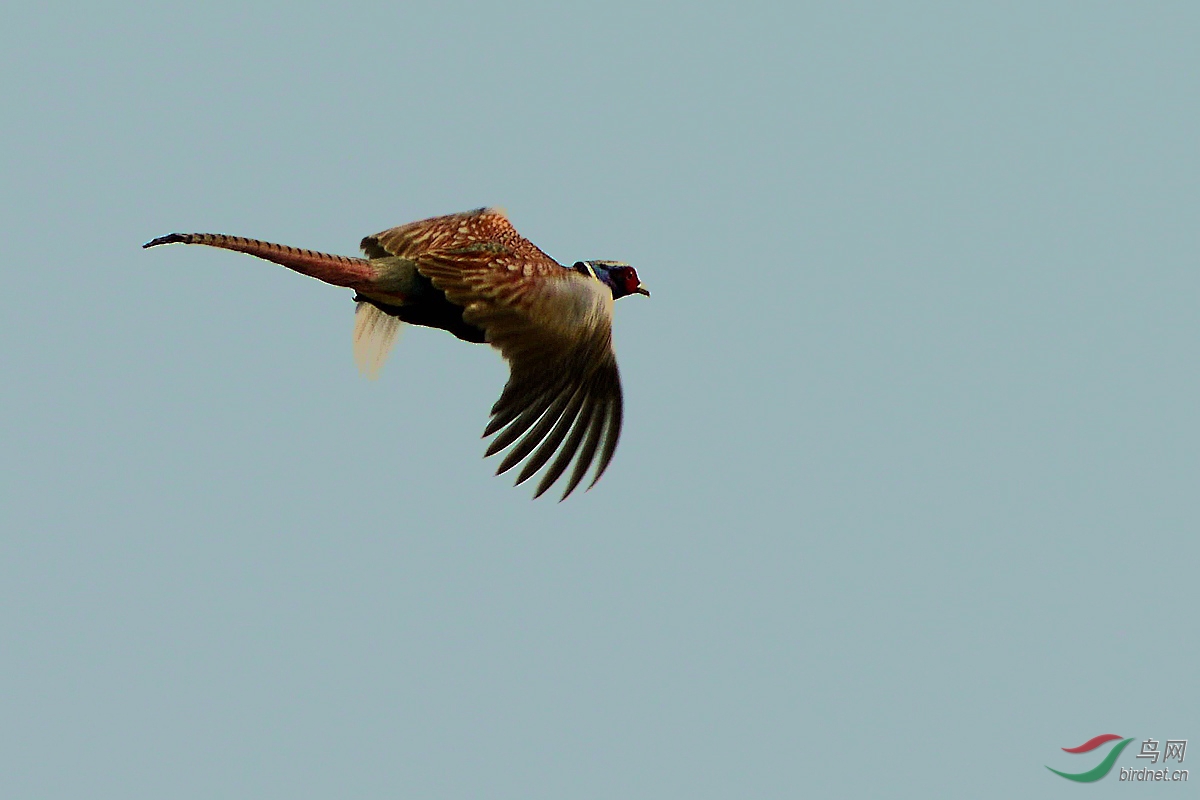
(573, 260, 650, 299)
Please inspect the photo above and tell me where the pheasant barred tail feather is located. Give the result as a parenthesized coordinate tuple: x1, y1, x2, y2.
(144, 232, 376, 289)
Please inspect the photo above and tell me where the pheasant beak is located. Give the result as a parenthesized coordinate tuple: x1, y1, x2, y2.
(635, 282, 650, 297)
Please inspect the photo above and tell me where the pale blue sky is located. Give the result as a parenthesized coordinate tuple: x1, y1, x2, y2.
(2, 3, 1197, 797)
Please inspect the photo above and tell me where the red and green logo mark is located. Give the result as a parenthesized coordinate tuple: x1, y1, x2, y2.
(1046, 734, 1134, 782)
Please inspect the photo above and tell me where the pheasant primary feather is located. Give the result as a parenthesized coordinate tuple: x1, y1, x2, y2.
(143, 208, 648, 499)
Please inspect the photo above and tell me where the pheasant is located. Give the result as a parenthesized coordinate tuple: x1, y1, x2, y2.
(143, 208, 648, 499)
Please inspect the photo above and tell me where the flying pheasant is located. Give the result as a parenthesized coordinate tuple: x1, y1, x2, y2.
(143, 208, 648, 499)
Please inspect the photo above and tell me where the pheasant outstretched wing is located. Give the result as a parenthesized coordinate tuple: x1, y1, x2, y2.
(362, 208, 624, 499)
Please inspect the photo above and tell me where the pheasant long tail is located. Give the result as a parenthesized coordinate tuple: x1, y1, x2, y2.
(142, 232, 377, 289)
